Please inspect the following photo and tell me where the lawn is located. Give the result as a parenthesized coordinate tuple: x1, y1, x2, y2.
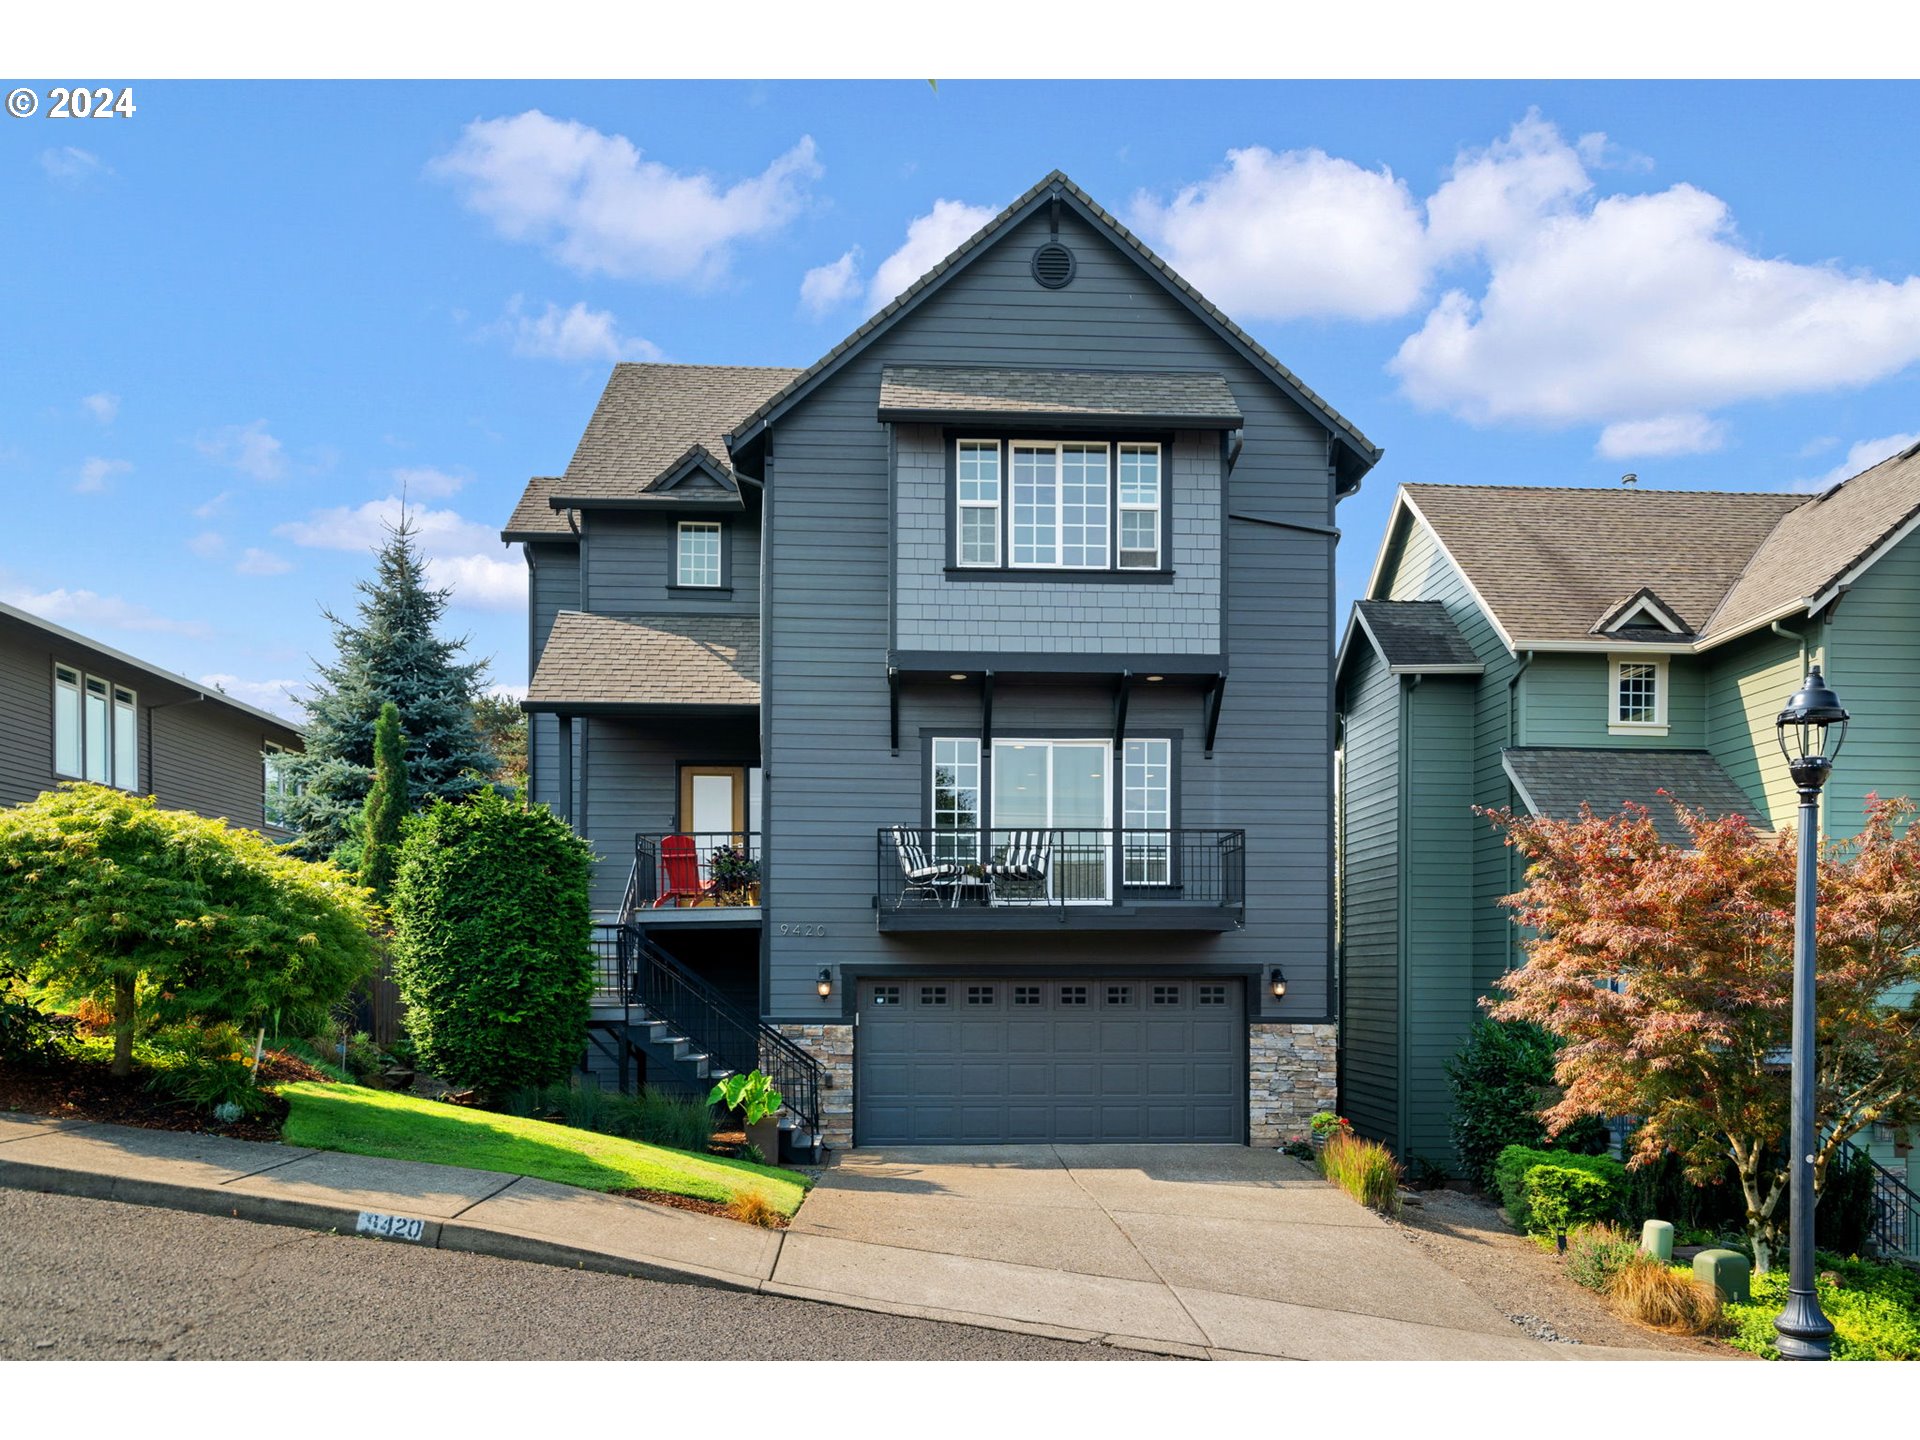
(278, 1083, 810, 1217)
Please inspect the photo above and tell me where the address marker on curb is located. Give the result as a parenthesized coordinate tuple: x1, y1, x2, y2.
(355, 1211, 427, 1242)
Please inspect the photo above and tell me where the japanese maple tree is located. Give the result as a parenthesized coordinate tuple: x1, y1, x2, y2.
(1484, 794, 1920, 1272)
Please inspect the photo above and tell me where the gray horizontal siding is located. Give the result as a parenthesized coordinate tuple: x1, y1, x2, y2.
(1338, 644, 1398, 1147)
(582, 510, 760, 617)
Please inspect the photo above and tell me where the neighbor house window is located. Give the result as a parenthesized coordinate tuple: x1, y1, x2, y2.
(960, 439, 1165, 572)
(956, 440, 1001, 567)
(1117, 444, 1162, 569)
(1609, 655, 1669, 734)
(264, 742, 295, 828)
(676, 521, 723, 587)
(54, 663, 137, 789)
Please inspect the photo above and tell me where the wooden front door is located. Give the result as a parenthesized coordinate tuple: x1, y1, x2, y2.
(679, 765, 747, 840)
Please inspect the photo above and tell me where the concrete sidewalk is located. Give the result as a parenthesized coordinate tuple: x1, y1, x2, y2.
(0, 1113, 1687, 1361)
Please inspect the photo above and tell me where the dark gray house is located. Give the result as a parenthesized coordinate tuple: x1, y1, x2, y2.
(0, 597, 304, 837)
(508, 172, 1381, 1151)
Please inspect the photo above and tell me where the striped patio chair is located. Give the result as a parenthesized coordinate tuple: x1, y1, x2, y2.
(988, 828, 1053, 902)
(891, 825, 963, 905)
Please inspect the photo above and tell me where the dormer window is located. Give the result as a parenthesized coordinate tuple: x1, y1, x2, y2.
(1610, 654, 1669, 735)
(952, 437, 1167, 574)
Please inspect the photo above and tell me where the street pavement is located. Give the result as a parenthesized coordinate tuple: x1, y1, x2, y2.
(0, 1188, 1147, 1361)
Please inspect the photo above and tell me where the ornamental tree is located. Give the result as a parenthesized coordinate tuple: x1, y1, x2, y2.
(359, 701, 408, 901)
(0, 784, 377, 1076)
(1485, 794, 1920, 1272)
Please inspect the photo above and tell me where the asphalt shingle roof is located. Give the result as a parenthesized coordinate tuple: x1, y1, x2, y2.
(526, 612, 759, 710)
(556, 363, 802, 502)
(876, 365, 1242, 426)
(1351, 600, 1482, 671)
(1402, 484, 1803, 643)
(503, 476, 571, 539)
(1502, 746, 1769, 845)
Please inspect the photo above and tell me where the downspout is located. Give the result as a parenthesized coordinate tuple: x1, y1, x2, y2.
(1504, 650, 1534, 975)
(1397, 674, 1421, 1156)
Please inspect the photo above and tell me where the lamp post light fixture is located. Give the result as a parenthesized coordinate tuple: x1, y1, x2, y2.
(1772, 665, 1848, 1362)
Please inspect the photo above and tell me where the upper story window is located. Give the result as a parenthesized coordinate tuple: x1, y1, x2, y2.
(54, 663, 137, 789)
(1609, 654, 1669, 735)
(676, 520, 723, 588)
(954, 438, 1165, 573)
(264, 742, 296, 828)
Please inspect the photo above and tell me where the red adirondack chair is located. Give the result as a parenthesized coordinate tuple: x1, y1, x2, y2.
(654, 833, 706, 907)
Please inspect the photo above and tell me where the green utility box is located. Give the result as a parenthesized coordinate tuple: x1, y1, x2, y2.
(1640, 1219, 1674, 1262)
(1693, 1248, 1751, 1305)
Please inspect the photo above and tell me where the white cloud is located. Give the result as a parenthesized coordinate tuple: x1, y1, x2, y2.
(492, 296, 662, 363)
(1596, 413, 1728, 459)
(197, 673, 309, 723)
(275, 497, 498, 556)
(0, 586, 207, 638)
(197, 420, 286, 482)
(1130, 148, 1429, 322)
(186, 530, 226, 558)
(74, 456, 131, 494)
(1798, 432, 1920, 492)
(40, 146, 111, 186)
(869, 200, 997, 311)
(235, 547, 293, 577)
(488, 682, 529, 703)
(81, 392, 120, 424)
(1424, 111, 1590, 262)
(425, 552, 524, 611)
(391, 465, 467, 500)
(799, 247, 862, 317)
(431, 112, 820, 284)
(193, 490, 234, 519)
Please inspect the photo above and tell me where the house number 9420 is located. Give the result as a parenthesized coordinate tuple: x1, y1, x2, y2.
(779, 923, 828, 937)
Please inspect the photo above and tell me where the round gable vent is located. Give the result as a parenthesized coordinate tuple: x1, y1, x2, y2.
(1031, 241, 1076, 289)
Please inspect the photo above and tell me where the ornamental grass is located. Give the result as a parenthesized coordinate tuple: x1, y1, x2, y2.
(1604, 1254, 1723, 1335)
(1319, 1129, 1403, 1217)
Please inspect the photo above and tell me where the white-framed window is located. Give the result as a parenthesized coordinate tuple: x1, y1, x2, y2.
(1122, 737, 1172, 885)
(1117, 443, 1162, 569)
(264, 742, 295, 828)
(1609, 654, 1669, 734)
(956, 439, 1001, 567)
(930, 736, 981, 863)
(54, 663, 137, 789)
(1010, 441, 1111, 568)
(676, 521, 723, 587)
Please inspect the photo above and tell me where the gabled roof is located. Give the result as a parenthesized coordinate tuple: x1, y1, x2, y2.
(1344, 600, 1483, 676)
(1389, 484, 1803, 649)
(1592, 587, 1689, 638)
(502, 476, 572, 541)
(647, 444, 739, 495)
(876, 365, 1242, 428)
(1704, 439, 1920, 640)
(549, 362, 802, 506)
(725, 170, 1380, 484)
(1501, 746, 1769, 846)
(523, 612, 759, 713)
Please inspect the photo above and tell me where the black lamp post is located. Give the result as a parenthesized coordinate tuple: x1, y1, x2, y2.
(1772, 665, 1848, 1362)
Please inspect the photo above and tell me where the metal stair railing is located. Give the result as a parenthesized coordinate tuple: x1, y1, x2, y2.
(616, 922, 824, 1142)
(1865, 1149, 1920, 1261)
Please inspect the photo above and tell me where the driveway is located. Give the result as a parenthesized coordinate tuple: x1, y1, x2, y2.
(774, 1145, 1677, 1360)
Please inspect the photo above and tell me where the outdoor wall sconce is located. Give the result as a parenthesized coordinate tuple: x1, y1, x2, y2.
(1270, 967, 1287, 1000)
(817, 968, 833, 1000)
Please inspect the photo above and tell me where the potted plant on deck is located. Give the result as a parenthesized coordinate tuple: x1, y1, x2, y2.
(707, 844, 761, 907)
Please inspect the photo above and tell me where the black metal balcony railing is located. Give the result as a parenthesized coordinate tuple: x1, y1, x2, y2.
(629, 831, 763, 910)
(1866, 1149, 1920, 1260)
(875, 826, 1246, 924)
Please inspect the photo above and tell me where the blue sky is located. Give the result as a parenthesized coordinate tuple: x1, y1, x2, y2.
(7, 80, 1920, 718)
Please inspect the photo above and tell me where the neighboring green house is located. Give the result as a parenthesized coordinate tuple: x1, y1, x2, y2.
(1335, 444, 1920, 1190)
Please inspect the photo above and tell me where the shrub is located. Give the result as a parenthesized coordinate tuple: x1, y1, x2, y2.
(0, 784, 376, 1076)
(1445, 1015, 1609, 1191)
(1320, 1130, 1403, 1217)
(1565, 1224, 1641, 1292)
(1524, 1165, 1619, 1239)
(1619, 1147, 1747, 1233)
(727, 1192, 782, 1228)
(359, 701, 409, 901)
(148, 1022, 271, 1117)
(1815, 1143, 1879, 1256)
(1606, 1255, 1724, 1335)
(389, 789, 593, 1098)
(1723, 1254, 1920, 1361)
(1494, 1145, 1627, 1234)
(0, 964, 73, 1068)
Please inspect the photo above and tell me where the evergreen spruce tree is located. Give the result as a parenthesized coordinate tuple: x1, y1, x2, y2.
(280, 517, 497, 858)
(360, 701, 408, 900)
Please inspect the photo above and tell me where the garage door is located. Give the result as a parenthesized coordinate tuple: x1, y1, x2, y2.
(855, 976, 1245, 1145)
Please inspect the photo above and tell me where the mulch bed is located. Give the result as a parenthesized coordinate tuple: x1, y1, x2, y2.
(612, 1185, 790, 1228)
(0, 1047, 332, 1145)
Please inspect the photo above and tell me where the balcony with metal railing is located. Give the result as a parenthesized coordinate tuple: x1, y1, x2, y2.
(625, 831, 764, 925)
(875, 825, 1245, 931)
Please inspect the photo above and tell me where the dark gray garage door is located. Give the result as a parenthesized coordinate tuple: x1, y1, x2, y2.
(855, 976, 1245, 1145)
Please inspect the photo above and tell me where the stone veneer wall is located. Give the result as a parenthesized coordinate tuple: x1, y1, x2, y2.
(770, 1022, 854, 1152)
(1249, 1022, 1339, 1145)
